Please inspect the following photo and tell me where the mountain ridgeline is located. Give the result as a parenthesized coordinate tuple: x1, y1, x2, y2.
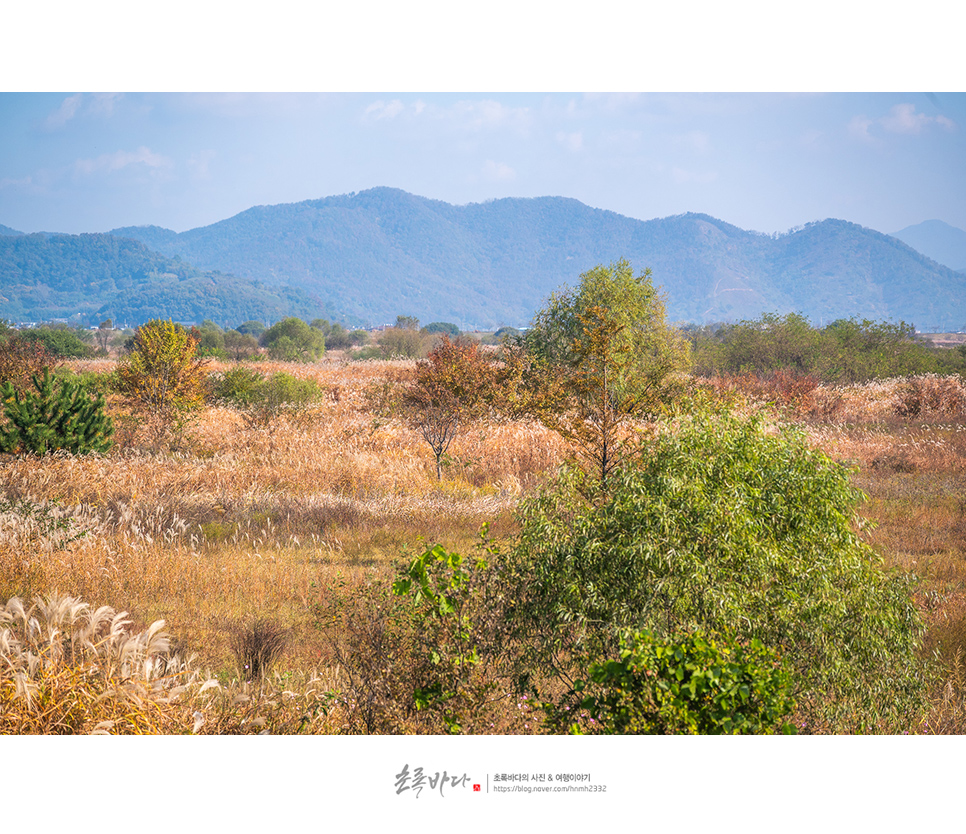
(0, 232, 338, 327)
(2, 188, 964, 330)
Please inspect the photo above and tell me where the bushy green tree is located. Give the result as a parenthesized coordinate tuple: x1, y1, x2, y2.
(236, 320, 267, 338)
(378, 327, 430, 359)
(196, 320, 227, 358)
(422, 322, 460, 337)
(505, 259, 690, 482)
(260, 318, 325, 362)
(504, 409, 925, 732)
(223, 329, 260, 361)
(689, 313, 942, 383)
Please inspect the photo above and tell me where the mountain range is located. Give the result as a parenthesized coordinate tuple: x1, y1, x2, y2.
(2, 188, 965, 331)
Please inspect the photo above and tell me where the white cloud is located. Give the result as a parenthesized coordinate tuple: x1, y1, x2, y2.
(0, 175, 33, 190)
(556, 131, 583, 151)
(847, 115, 875, 142)
(884, 103, 956, 133)
(73, 146, 173, 178)
(881, 102, 932, 134)
(481, 160, 516, 181)
(44, 92, 122, 130)
(849, 104, 956, 142)
(364, 99, 405, 121)
(45, 94, 83, 129)
(87, 92, 122, 117)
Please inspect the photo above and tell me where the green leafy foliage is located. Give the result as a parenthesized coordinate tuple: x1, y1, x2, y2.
(310, 319, 353, 350)
(391, 535, 503, 733)
(506, 259, 690, 482)
(260, 317, 325, 362)
(376, 327, 430, 359)
(422, 322, 460, 336)
(212, 366, 322, 427)
(1, 368, 113, 455)
(17, 326, 94, 358)
(195, 320, 227, 358)
(547, 629, 796, 735)
(504, 409, 925, 732)
(223, 329, 260, 360)
(689, 313, 947, 383)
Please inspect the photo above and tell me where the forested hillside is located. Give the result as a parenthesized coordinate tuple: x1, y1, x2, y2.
(3, 189, 963, 329)
(0, 233, 336, 326)
(113, 188, 966, 330)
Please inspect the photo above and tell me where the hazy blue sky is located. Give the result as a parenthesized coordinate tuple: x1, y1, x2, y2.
(2, 92, 963, 238)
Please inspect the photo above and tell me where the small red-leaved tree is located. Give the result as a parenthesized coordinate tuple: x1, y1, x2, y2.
(404, 336, 496, 480)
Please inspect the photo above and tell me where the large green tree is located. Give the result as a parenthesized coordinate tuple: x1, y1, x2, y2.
(503, 411, 925, 732)
(260, 317, 326, 362)
(506, 259, 690, 482)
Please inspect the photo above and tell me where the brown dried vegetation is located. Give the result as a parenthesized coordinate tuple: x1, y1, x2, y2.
(5, 357, 966, 732)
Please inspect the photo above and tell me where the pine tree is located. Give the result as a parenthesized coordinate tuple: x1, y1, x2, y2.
(1, 369, 114, 455)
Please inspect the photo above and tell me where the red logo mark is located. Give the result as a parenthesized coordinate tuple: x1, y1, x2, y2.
(473, 784, 481, 792)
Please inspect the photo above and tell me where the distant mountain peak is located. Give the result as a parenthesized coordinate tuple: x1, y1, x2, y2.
(891, 219, 966, 272)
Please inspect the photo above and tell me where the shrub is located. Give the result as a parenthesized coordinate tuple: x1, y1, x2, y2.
(895, 374, 966, 417)
(54, 367, 119, 398)
(378, 327, 430, 359)
(18, 326, 94, 358)
(116, 320, 208, 441)
(211, 365, 265, 407)
(391, 540, 504, 733)
(503, 410, 926, 732)
(213, 367, 322, 427)
(546, 629, 796, 735)
(422, 322, 461, 337)
(0, 335, 60, 396)
(196, 320, 227, 358)
(223, 330, 261, 361)
(1, 368, 114, 455)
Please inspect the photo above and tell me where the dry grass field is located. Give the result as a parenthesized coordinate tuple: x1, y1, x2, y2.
(4, 357, 966, 733)
(0, 357, 567, 733)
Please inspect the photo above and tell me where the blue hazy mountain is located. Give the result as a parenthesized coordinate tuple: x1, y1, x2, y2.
(892, 220, 966, 273)
(110, 188, 966, 330)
